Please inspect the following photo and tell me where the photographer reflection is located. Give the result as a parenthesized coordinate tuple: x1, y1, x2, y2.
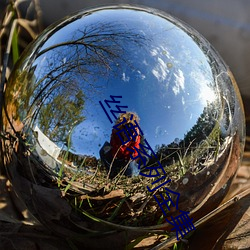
(100, 112, 145, 178)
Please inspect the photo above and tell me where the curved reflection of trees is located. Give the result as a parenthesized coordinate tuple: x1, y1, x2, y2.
(24, 21, 148, 146)
(152, 103, 222, 171)
(183, 103, 218, 144)
(37, 21, 148, 61)
(33, 21, 148, 90)
(38, 90, 85, 143)
(28, 20, 148, 142)
(3, 68, 36, 132)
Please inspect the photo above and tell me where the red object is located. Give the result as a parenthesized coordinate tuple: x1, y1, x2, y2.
(110, 129, 140, 160)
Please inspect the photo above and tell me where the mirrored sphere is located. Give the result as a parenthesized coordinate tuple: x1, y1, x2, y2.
(2, 5, 245, 245)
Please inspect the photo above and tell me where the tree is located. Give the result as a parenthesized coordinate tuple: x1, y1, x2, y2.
(38, 89, 85, 143)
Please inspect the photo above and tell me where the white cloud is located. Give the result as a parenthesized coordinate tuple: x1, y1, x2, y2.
(122, 72, 130, 82)
(152, 57, 169, 82)
(150, 49, 158, 56)
(172, 69, 185, 95)
(190, 71, 216, 104)
(182, 96, 185, 105)
(137, 70, 146, 80)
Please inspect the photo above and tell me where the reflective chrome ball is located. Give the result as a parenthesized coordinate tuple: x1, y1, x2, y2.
(2, 5, 245, 247)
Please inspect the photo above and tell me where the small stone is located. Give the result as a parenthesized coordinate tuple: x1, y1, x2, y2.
(182, 178, 189, 185)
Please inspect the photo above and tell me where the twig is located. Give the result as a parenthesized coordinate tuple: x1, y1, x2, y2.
(0, 19, 18, 128)
(33, 0, 43, 32)
(107, 145, 122, 180)
(136, 192, 156, 215)
(152, 188, 250, 250)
